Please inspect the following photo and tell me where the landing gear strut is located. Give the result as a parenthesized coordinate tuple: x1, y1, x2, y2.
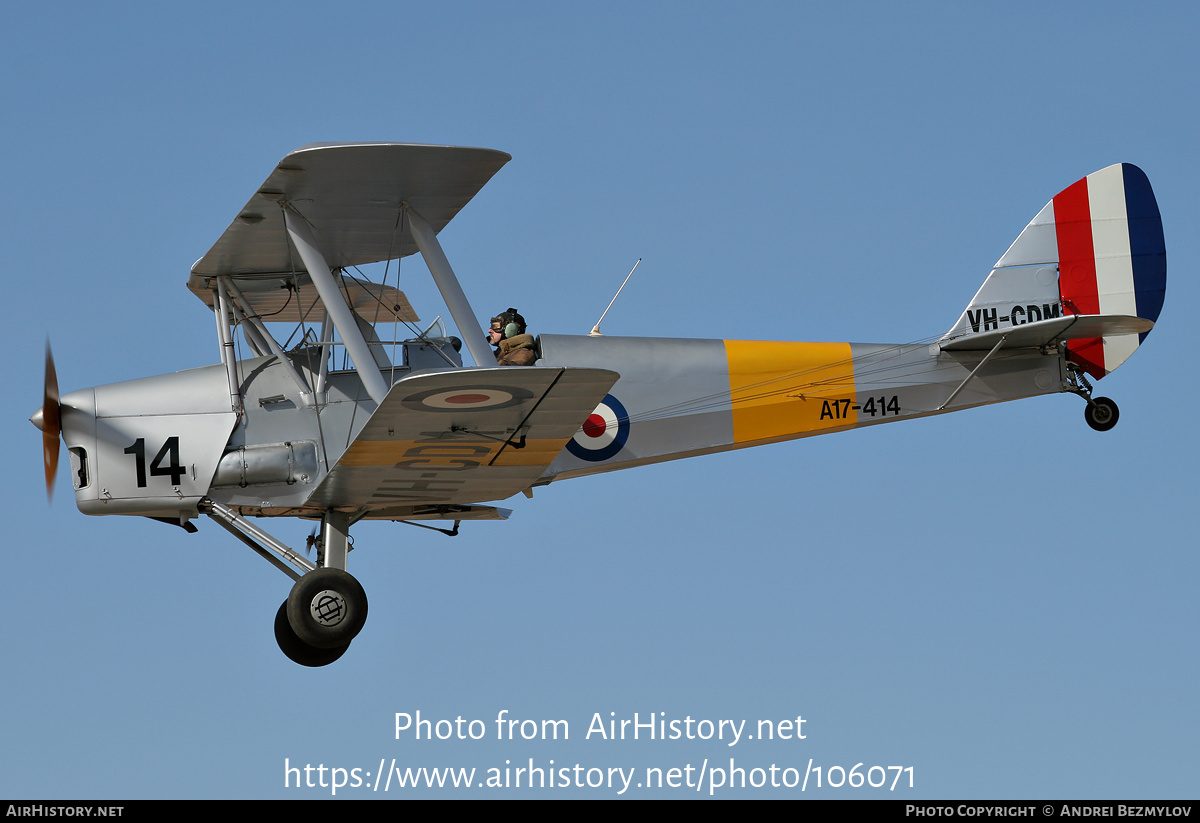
(1065, 362, 1120, 432)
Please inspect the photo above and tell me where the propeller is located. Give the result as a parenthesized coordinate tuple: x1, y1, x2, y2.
(30, 340, 61, 501)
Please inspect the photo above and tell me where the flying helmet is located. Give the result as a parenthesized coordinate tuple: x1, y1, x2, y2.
(489, 307, 526, 339)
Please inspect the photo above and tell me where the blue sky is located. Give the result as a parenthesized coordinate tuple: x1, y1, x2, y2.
(3, 1, 1197, 798)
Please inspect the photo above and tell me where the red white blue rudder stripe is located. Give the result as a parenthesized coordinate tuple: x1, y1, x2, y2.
(1053, 164, 1165, 378)
(997, 163, 1165, 379)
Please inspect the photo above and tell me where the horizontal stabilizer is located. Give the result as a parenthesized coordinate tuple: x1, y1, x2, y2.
(939, 314, 1154, 351)
(306, 365, 619, 509)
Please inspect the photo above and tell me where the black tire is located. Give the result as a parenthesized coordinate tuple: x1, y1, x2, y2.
(286, 567, 368, 649)
(274, 601, 349, 667)
(1084, 396, 1119, 432)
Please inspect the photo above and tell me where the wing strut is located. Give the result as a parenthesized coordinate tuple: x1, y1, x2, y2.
(219, 275, 316, 405)
(285, 210, 391, 404)
(405, 206, 493, 368)
(213, 286, 244, 416)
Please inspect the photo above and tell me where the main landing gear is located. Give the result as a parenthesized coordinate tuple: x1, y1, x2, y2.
(1066, 363, 1120, 433)
(201, 502, 368, 667)
(279, 567, 368, 666)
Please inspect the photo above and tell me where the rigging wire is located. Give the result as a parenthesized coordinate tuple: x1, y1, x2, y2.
(345, 263, 461, 369)
(373, 203, 404, 381)
(249, 197, 989, 437)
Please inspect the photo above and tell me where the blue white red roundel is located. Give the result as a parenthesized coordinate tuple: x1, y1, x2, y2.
(566, 394, 629, 462)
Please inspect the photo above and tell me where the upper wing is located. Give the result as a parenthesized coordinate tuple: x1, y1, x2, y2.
(186, 142, 511, 315)
(305, 366, 619, 510)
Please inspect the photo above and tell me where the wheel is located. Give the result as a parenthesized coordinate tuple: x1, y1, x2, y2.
(286, 567, 368, 649)
(1084, 396, 1119, 432)
(274, 601, 349, 667)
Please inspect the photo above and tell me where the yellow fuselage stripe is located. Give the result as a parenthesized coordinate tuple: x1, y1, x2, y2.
(724, 340, 857, 444)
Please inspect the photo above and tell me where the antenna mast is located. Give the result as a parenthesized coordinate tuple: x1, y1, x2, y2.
(589, 258, 641, 337)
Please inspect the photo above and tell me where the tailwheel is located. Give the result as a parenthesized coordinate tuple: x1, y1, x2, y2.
(286, 567, 369, 650)
(1084, 396, 1119, 432)
(274, 602, 350, 667)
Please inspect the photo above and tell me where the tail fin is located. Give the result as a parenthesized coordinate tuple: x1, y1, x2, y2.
(942, 163, 1165, 379)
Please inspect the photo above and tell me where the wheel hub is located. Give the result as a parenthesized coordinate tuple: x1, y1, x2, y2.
(310, 590, 348, 626)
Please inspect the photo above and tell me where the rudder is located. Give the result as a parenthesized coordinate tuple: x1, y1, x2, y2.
(943, 163, 1165, 379)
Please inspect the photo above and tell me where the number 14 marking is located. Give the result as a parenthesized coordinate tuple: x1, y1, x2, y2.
(124, 436, 185, 487)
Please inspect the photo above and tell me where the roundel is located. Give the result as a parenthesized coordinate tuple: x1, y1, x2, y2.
(400, 385, 532, 412)
(566, 394, 629, 462)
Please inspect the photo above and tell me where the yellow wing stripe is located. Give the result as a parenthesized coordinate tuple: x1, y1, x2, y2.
(338, 436, 570, 468)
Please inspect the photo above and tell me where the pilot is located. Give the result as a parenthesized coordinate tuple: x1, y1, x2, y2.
(487, 308, 537, 366)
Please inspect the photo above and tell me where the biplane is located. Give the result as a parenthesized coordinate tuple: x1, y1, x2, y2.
(32, 144, 1166, 665)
